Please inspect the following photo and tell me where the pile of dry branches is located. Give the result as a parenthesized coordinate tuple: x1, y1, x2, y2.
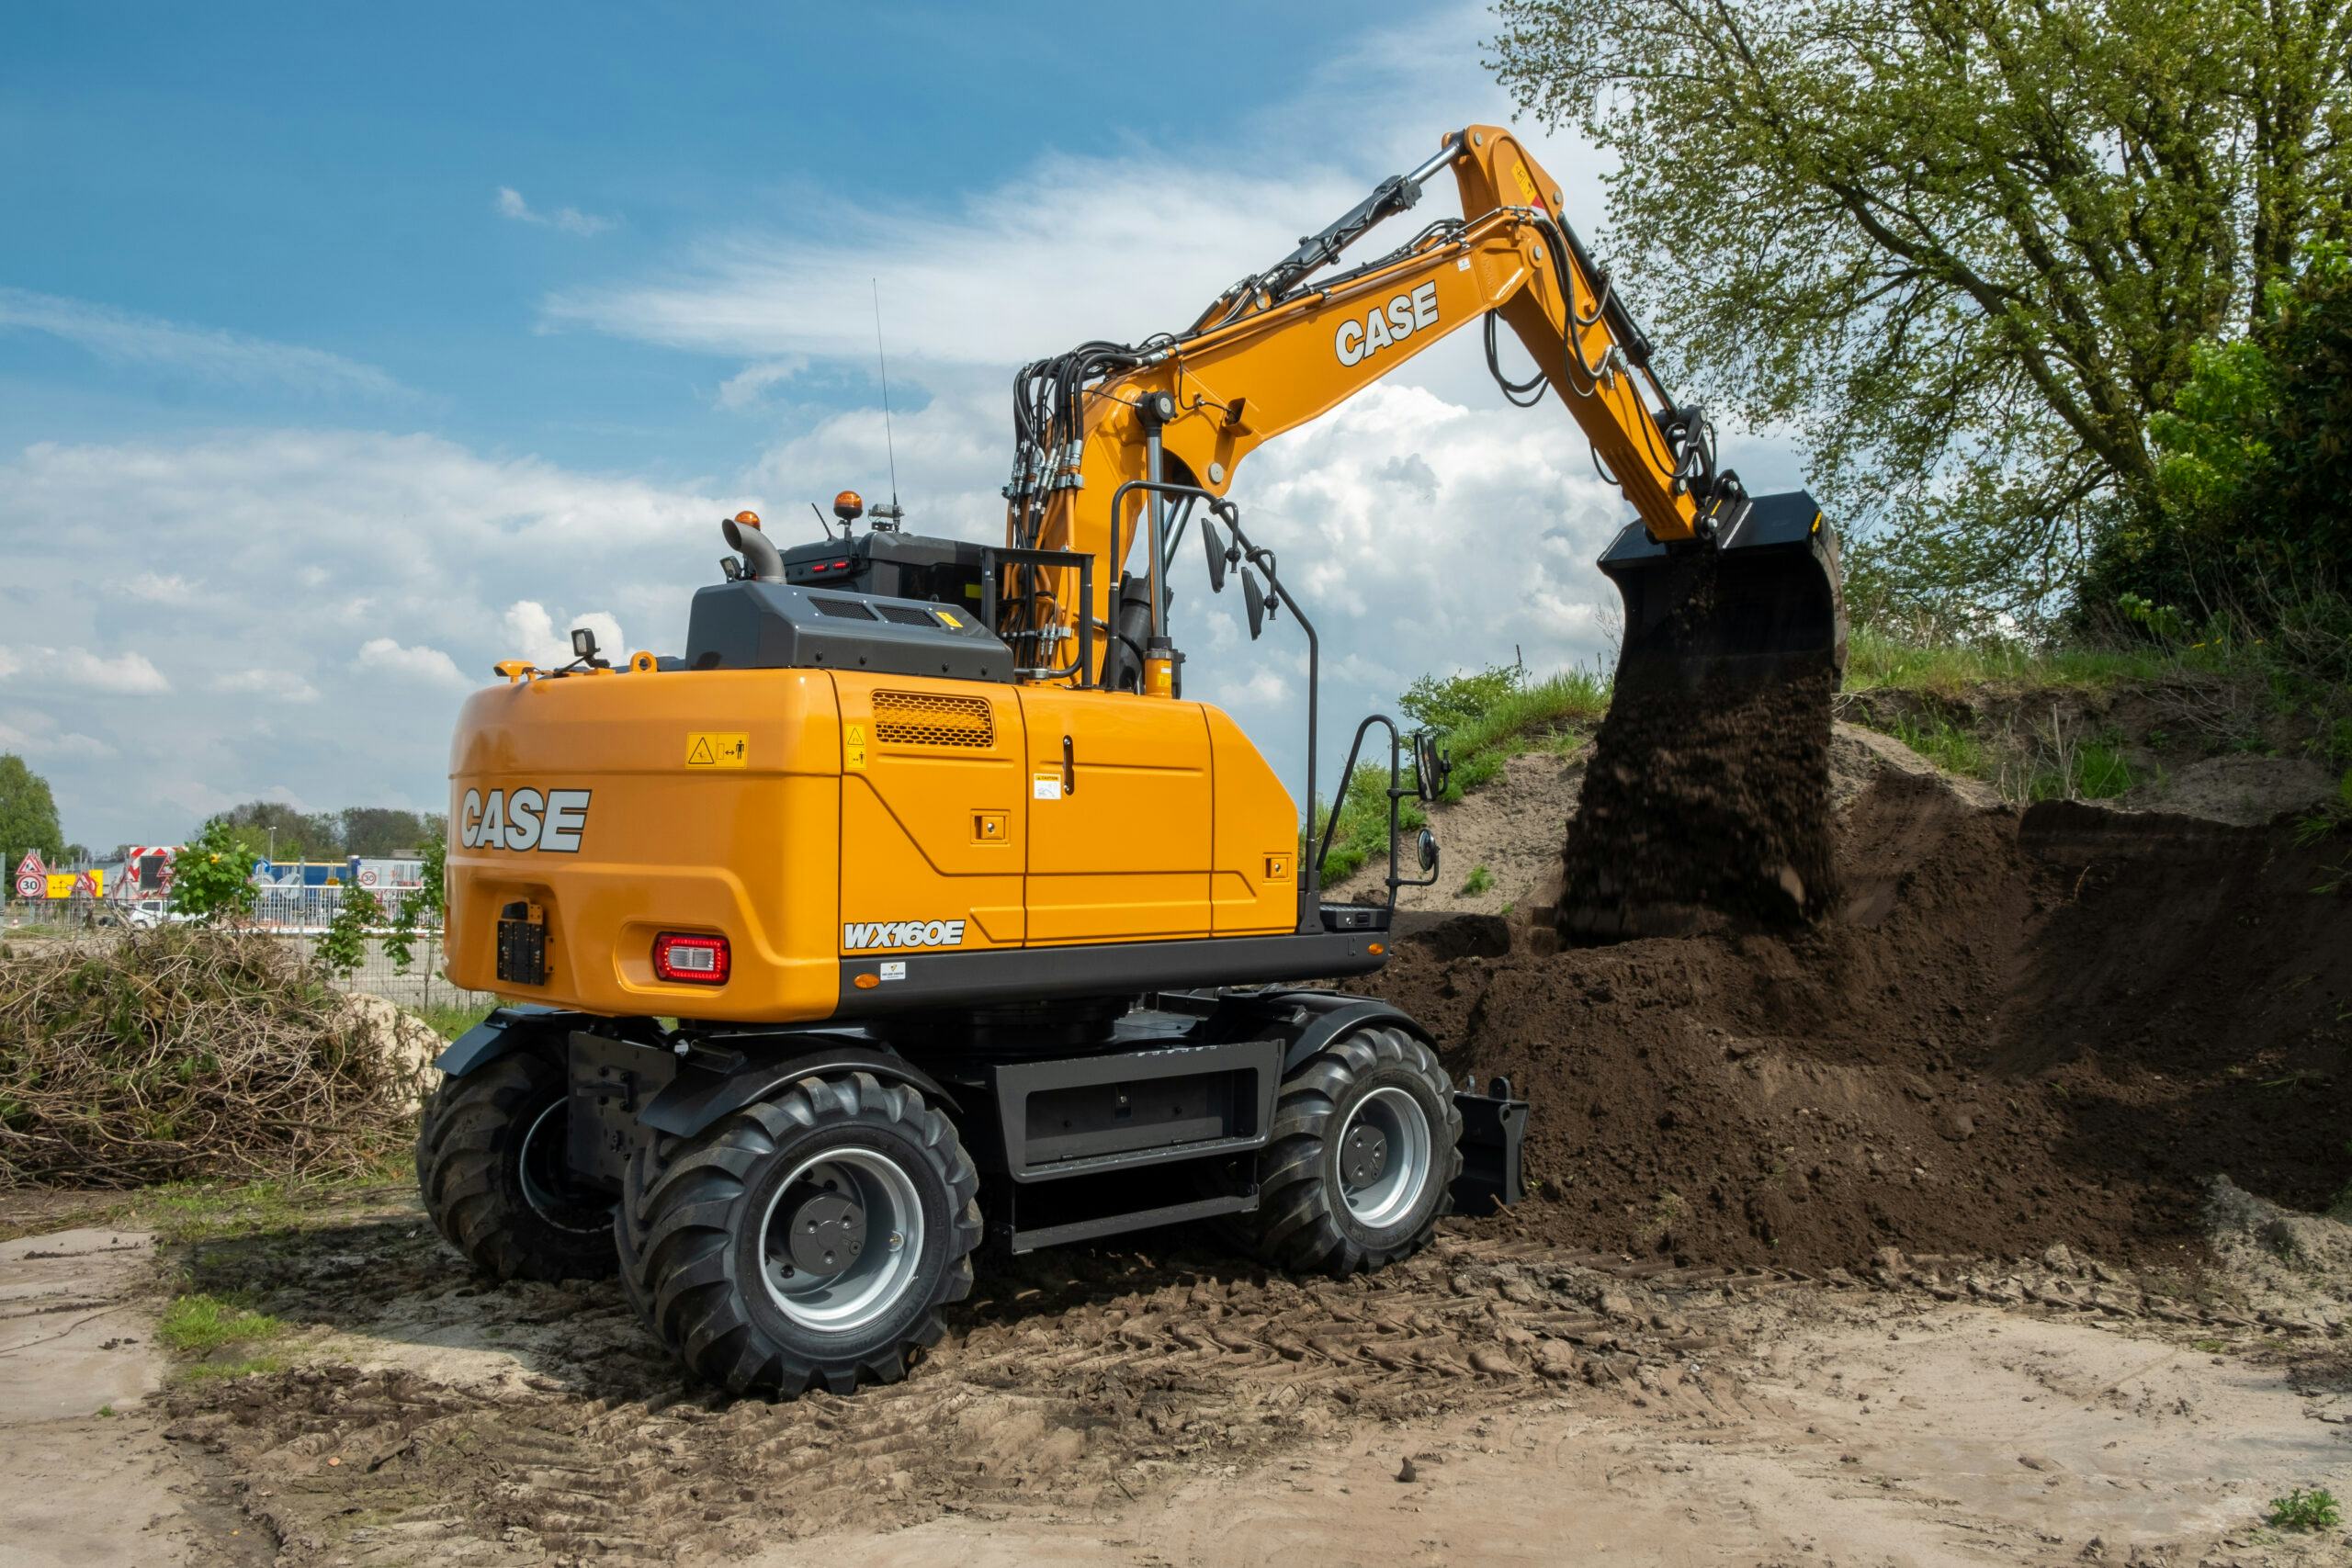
(0, 927, 421, 1187)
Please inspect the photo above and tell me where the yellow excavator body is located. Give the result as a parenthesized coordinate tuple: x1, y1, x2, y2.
(443, 668, 1303, 1021)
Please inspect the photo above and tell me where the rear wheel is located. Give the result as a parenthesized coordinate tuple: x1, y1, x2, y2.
(416, 1050, 618, 1281)
(616, 1072, 981, 1396)
(1232, 1026, 1461, 1275)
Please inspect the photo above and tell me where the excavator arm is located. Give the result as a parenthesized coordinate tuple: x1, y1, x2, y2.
(995, 125, 1843, 691)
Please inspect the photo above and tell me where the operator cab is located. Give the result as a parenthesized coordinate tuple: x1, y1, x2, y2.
(775, 489, 989, 613)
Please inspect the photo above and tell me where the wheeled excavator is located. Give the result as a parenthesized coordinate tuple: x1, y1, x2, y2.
(416, 125, 1845, 1396)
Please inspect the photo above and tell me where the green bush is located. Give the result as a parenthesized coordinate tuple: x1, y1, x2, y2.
(2084, 241, 2352, 660)
(1400, 661, 1525, 732)
(314, 885, 381, 982)
(169, 818, 259, 925)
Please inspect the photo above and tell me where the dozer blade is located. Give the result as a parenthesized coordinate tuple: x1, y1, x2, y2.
(1556, 491, 1848, 942)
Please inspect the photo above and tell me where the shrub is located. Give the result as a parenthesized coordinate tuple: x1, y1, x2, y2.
(1400, 660, 1525, 733)
(2266, 1486, 2340, 1532)
(169, 818, 258, 925)
(315, 885, 381, 982)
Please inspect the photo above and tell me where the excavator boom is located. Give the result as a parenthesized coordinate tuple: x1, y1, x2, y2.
(995, 124, 1845, 704)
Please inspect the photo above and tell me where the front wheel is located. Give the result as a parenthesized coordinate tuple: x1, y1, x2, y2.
(1234, 1026, 1462, 1275)
(617, 1072, 981, 1397)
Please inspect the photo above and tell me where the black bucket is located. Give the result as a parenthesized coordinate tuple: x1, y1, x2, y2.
(1599, 489, 1847, 688)
(1556, 490, 1849, 942)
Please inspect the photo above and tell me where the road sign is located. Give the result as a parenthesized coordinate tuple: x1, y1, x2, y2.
(44, 874, 74, 899)
(75, 870, 103, 897)
(15, 852, 43, 879)
(13, 874, 40, 898)
(357, 867, 379, 887)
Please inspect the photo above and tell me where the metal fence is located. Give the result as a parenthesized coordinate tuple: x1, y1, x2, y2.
(1, 896, 497, 1015)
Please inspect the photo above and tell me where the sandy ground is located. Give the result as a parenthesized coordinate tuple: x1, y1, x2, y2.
(0, 1196, 2342, 1567)
(0, 1228, 198, 1568)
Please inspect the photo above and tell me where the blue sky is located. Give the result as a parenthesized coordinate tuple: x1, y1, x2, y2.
(2, 2, 1807, 852)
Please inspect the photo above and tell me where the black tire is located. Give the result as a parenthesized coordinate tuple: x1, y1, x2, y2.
(616, 1071, 981, 1397)
(415, 1050, 618, 1281)
(1237, 1026, 1461, 1275)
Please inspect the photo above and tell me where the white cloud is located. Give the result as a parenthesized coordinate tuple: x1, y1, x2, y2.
(0, 644, 171, 694)
(356, 637, 470, 689)
(0, 711, 116, 761)
(126, 571, 198, 604)
(211, 668, 320, 704)
(0, 428, 731, 848)
(0, 288, 401, 398)
(500, 602, 627, 668)
(542, 6, 1550, 376)
(495, 186, 616, 237)
(716, 356, 808, 410)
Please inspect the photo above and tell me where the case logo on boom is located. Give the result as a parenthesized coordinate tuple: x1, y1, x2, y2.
(842, 919, 967, 951)
(1335, 281, 1440, 367)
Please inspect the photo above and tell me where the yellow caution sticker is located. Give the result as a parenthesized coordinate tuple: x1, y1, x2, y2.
(685, 731, 749, 768)
(936, 609, 962, 629)
(1512, 160, 1540, 208)
(844, 723, 867, 772)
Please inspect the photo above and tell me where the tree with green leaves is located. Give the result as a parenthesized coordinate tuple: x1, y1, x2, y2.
(383, 887, 426, 975)
(169, 817, 259, 925)
(315, 885, 381, 982)
(0, 755, 64, 867)
(339, 807, 432, 858)
(214, 799, 340, 863)
(419, 829, 447, 919)
(1491, 0, 2352, 619)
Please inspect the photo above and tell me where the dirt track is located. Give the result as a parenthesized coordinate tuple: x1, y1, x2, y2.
(4, 728, 2349, 1563)
(2, 1203, 2345, 1566)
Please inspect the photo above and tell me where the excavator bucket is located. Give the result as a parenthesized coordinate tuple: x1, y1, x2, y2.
(1556, 491, 1848, 942)
(1598, 490, 1847, 689)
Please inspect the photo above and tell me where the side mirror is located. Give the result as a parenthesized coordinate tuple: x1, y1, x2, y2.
(1416, 828, 1439, 874)
(1413, 729, 1453, 802)
(1242, 570, 1265, 639)
(1201, 516, 1227, 592)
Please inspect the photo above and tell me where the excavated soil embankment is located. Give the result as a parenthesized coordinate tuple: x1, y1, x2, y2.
(1371, 768, 2352, 1272)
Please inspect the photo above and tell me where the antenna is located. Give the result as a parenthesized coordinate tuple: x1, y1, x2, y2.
(871, 277, 901, 515)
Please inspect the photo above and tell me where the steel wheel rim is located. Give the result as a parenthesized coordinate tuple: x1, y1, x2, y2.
(1337, 1085, 1432, 1228)
(516, 1098, 612, 1234)
(758, 1148, 926, 1334)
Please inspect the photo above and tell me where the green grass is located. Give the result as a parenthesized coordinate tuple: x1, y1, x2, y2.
(1316, 668, 1609, 884)
(2265, 1486, 2341, 1532)
(1845, 624, 2179, 695)
(1460, 865, 1495, 897)
(62, 1153, 414, 1246)
(2074, 740, 2136, 799)
(414, 1001, 495, 1040)
(159, 1292, 286, 1359)
(1884, 712, 1988, 778)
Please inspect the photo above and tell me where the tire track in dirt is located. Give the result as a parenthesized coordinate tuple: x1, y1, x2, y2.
(162, 1230, 1806, 1564)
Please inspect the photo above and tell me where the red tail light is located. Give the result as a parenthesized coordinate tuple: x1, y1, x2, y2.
(652, 932, 730, 984)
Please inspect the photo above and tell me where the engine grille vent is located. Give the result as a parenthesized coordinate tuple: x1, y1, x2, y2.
(810, 596, 878, 620)
(872, 690, 994, 749)
(876, 604, 937, 627)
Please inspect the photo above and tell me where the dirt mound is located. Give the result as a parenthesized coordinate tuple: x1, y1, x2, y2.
(1373, 770, 2352, 1272)
(1557, 650, 1842, 939)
